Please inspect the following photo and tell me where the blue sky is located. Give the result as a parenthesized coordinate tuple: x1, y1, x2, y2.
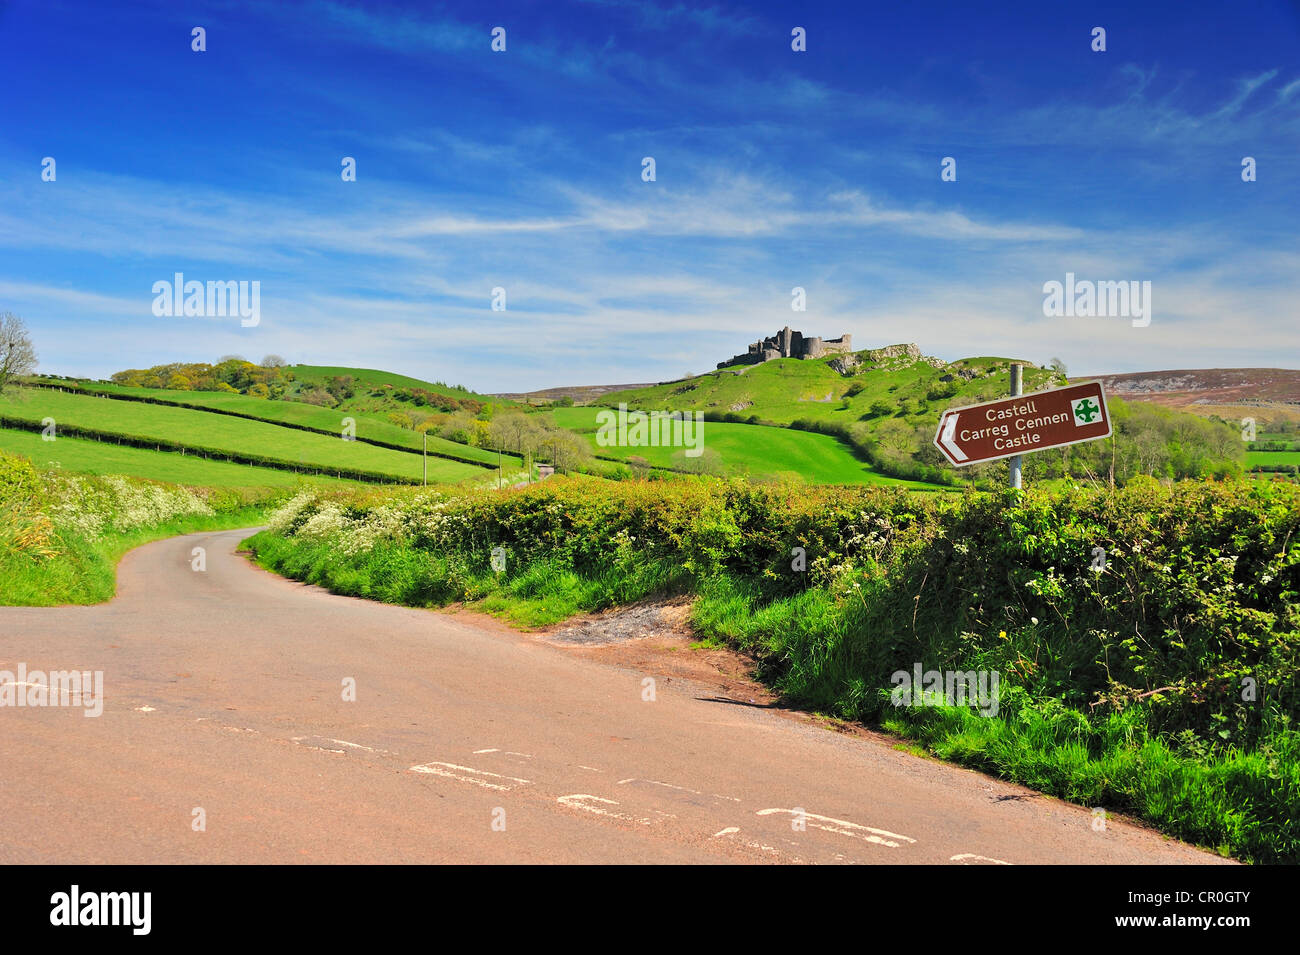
(2, 0, 1297, 390)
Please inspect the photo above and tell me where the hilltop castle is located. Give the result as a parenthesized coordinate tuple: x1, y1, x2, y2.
(717, 326, 853, 369)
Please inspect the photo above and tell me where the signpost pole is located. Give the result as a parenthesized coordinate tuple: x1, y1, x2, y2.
(1009, 364, 1023, 489)
(422, 432, 427, 486)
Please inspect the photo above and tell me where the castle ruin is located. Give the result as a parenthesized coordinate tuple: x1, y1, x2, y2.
(717, 327, 853, 369)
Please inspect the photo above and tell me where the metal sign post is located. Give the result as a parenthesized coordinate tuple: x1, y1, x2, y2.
(1009, 364, 1023, 489)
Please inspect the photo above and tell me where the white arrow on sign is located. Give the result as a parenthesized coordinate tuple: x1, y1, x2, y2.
(939, 411, 967, 462)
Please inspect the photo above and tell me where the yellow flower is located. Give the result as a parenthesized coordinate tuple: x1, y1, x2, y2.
(998, 630, 1007, 639)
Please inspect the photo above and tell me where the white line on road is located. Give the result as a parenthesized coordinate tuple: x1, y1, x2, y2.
(323, 738, 389, 754)
(409, 761, 532, 791)
(556, 794, 651, 825)
(617, 778, 742, 802)
(755, 809, 916, 848)
(950, 853, 1012, 865)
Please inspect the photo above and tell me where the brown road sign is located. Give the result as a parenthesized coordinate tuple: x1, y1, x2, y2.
(934, 381, 1111, 467)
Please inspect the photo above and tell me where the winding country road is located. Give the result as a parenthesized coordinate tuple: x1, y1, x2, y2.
(0, 528, 1229, 864)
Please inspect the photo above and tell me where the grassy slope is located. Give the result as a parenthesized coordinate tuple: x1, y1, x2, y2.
(0, 388, 485, 483)
(599, 353, 1056, 428)
(0, 508, 266, 606)
(290, 364, 501, 402)
(0, 427, 351, 487)
(64, 380, 514, 467)
(547, 407, 936, 486)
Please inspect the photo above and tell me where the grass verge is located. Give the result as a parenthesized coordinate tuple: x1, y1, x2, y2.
(1, 508, 267, 606)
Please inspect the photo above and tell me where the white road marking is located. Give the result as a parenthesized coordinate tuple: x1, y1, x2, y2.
(409, 761, 531, 791)
(290, 736, 344, 754)
(950, 853, 1012, 865)
(712, 827, 741, 838)
(475, 748, 532, 759)
(577, 765, 603, 773)
(323, 738, 389, 754)
(755, 809, 916, 848)
(617, 778, 742, 802)
(134, 705, 156, 713)
(556, 794, 651, 825)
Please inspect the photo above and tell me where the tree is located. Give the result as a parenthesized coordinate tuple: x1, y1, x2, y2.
(261, 354, 287, 368)
(1049, 357, 1068, 379)
(0, 312, 38, 393)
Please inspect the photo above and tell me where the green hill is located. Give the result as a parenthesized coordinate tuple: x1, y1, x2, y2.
(600, 349, 1057, 426)
(289, 364, 499, 402)
(0, 388, 488, 485)
(588, 346, 1244, 486)
(36, 378, 514, 469)
(100, 359, 520, 466)
(584, 348, 1058, 486)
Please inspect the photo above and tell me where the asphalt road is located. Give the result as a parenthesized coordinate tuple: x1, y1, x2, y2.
(0, 528, 1229, 864)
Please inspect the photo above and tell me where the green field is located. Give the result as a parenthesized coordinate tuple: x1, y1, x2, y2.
(546, 406, 935, 486)
(0, 388, 487, 484)
(48, 380, 515, 468)
(1247, 449, 1300, 467)
(0, 427, 351, 487)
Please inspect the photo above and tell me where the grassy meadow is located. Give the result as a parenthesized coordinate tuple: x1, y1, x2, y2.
(53, 380, 510, 467)
(0, 426, 354, 488)
(0, 387, 488, 484)
(547, 406, 937, 486)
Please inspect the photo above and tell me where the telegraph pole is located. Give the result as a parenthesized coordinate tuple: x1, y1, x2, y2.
(1009, 363, 1023, 489)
